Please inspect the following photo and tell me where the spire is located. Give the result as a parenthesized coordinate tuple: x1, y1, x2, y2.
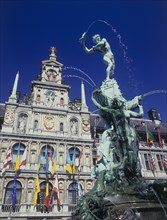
(9, 72, 19, 103)
(49, 47, 57, 61)
(81, 81, 88, 111)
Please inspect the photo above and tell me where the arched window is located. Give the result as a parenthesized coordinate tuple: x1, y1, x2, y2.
(2, 179, 22, 212)
(68, 182, 83, 211)
(60, 122, 64, 132)
(34, 120, 39, 130)
(36, 181, 53, 212)
(69, 147, 80, 162)
(12, 143, 26, 164)
(36, 94, 41, 102)
(40, 145, 54, 171)
(60, 98, 64, 105)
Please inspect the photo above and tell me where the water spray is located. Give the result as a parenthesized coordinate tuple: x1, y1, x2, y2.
(63, 66, 97, 87)
(142, 90, 167, 98)
(63, 74, 94, 88)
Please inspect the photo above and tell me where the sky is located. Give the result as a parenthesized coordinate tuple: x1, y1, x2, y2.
(0, 0, 167, 123)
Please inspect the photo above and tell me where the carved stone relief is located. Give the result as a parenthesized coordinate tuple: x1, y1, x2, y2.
(4, 109, 15, 124)
(43, 114, 55, 130)
(82, 118, 90, 132)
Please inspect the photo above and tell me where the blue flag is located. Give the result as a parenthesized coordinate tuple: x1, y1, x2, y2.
(12, 174, 17, 210)
(45, 146, 48, 173)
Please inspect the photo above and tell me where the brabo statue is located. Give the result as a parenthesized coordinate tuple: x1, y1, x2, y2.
(73, 32, 167, 220)
(79, 32, 115, 80)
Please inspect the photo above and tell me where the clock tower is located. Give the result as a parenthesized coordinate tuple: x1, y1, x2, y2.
(31, 47, 70, 109)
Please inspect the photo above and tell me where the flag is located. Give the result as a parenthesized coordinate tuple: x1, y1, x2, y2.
(36, 148, 41, 172)
(150, 154, 156, 170)
(48, 147, 53, 174)
(146, 126, 154, 147)
(45, 182, 50, 209)
(66, 150, 73, 174)
(77, 175, 83, 201)
(15, 144, 20, 171)
(20, 148, 27, 169)
(1, 146, 12, 176)
(12, 174, 17, 211)
(163, 156, 167, 168)
(34, 174, 40, 206)
(77, 183, 83, 199)
(156, 127, 163, 147)
(53, 175, 61, 206)
(72, 148, 76, 174)
(52, 149, 56, 175)
(79, 149, 83, 165)
(44, 146, 49, 173)
(77, 149, 83, 172)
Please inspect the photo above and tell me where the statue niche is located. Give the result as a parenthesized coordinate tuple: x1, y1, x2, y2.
(17, 113, 28, 133)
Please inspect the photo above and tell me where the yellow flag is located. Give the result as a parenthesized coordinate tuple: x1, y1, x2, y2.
(72, 164, 76, 174)
(34, 175, 40, 206)
(46, 182, 49, 196)
(15, 155, 20, 171)
(52, 158, 56, 175)
(66, 163, 73, 174)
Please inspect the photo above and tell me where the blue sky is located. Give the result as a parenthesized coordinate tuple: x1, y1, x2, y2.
(0, 0, 167, 122)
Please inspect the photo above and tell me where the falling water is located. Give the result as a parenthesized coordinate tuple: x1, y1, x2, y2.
(63, 74, 94, 88)
(63, 66, 97, 87)
(84, 19, 138, 95)
(91, 109, 100, 114)
(86, 19, 133, 69)
(142, 90, 167, 97)
(151, 187, 167, 219)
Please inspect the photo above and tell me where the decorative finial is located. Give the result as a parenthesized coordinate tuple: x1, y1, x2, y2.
(50, 47, 56, 54)
(49, 47, 57, 60)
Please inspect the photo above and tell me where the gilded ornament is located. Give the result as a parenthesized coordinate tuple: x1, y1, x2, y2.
(82, 118, 90, 132)
(44, 114, 55, 130)
(4, 109, 15, 124)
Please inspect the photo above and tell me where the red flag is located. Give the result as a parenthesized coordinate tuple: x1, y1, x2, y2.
(156, 127, 163, 147)
(163, 156, 167, 168)
(53, 175, 61, 206)
(20, 148, 27, 169)
(76, 149, 83, 172)
(2, 146, 12, 176)
(79, 149, 83, 165)
(48, 147, 53, 174)
(150, 155, 156, 170)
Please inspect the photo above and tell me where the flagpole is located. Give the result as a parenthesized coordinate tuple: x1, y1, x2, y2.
(72, 145, 77, 175)
(34, 142, 41, 208)
(12, 172, 17, 212)
(145, 124, 156, 177)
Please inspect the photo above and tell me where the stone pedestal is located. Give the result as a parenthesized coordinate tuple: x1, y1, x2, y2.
(102, 192, 167, 220)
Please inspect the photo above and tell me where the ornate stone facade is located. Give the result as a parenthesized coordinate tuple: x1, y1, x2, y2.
(0, 49, 94, 219)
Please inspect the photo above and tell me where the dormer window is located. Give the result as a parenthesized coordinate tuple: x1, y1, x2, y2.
(60, 98, 64, 105)
(36, 95, 41, 102)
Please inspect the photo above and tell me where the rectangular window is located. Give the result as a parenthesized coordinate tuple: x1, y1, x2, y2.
(156, 154, 164, 171)
(144, 153, 151, 170)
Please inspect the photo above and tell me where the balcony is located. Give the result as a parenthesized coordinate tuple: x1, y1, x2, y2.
(0, 203, 73, 218)
(1, 204, 21, 212)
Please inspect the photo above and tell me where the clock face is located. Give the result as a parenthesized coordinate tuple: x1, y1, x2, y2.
(4, 109, 15, 124)
(45, 69, 59, 81)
